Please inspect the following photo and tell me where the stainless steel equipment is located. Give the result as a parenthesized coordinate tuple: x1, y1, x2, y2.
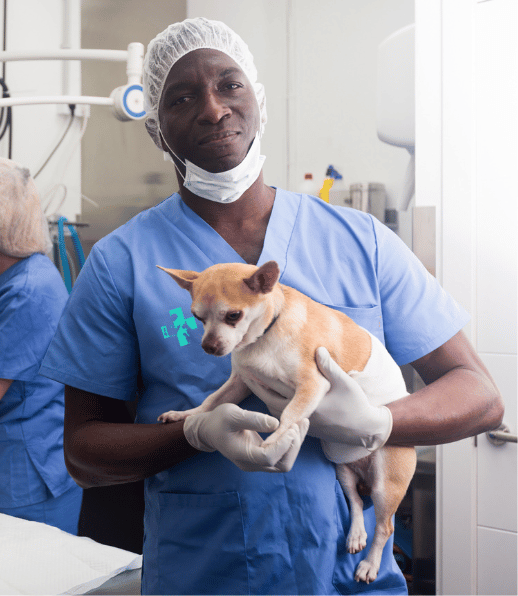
(349, 182, 387, 222)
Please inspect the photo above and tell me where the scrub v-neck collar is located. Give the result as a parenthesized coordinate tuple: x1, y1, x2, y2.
(173, 188, 301, 278)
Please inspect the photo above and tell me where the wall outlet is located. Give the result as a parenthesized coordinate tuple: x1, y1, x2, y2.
(56, 103, 91, 119)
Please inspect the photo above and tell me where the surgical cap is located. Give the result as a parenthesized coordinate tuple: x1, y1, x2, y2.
(143, 17, 267, 150)
(0, 157, 52, 258)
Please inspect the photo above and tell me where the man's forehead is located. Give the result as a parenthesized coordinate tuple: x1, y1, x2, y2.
(166, 49, 245, 84)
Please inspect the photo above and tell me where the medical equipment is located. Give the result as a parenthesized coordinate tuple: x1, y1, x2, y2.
(0, 43, 146, 121)
(349, 182, 387, 223)
(53, 216, 85, 293)
(0, 43, 144, 287)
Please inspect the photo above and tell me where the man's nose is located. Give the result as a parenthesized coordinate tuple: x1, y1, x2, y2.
(197, 91, 231, 124)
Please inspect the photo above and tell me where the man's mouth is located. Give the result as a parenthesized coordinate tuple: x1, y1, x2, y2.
(198, 131, 239, 145)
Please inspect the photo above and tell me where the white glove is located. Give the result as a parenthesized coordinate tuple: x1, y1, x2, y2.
(311, 347, 393, 462)
(249, 348, 393, 463)
(183, 403, 309, 472)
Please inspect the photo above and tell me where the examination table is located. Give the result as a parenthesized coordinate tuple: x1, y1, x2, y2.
(0, 513, 141, 594)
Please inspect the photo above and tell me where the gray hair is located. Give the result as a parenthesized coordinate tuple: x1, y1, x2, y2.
(0, 158, 52, 258)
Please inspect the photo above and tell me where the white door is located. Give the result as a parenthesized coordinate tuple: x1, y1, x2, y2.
(472, 1, 517, 594)
(416, 1, 517, 594)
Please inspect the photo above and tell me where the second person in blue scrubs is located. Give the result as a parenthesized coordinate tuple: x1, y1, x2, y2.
(0, 157, 82, 535)
(40, 17, 504, 595)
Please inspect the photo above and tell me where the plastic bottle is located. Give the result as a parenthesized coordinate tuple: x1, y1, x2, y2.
(299, 173, 318, 196)
(318, 178, 333, 203)
(319, 165, 343, 203)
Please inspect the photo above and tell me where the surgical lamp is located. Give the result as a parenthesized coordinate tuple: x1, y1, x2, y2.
(0, 42, 146, 121)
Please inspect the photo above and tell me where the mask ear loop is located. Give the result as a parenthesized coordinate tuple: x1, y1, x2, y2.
(158, 121, 187, 182)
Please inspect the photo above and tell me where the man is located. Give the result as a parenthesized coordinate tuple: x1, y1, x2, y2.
(40, 17, 503, 595)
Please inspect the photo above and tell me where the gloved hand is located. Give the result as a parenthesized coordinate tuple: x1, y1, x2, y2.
(311, 347, 393, 461)
(183, 403, 309, 472)
(249, 348, 393, 463)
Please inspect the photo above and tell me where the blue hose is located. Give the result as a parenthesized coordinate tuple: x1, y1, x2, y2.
(68, 221, 85, 268)
(57, 216, 72, 293)
(57, 216, 85, 293)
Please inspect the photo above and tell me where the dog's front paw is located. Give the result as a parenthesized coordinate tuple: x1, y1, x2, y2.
(158, 405, 205, 423)
(354, 560, 379, 584)
(158, 410, 188, 423)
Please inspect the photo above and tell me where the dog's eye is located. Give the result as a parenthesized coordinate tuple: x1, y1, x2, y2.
(192, 313, 205, 324)
(225, 311, 243, 325)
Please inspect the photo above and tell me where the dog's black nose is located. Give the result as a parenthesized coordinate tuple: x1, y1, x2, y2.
(202, 342, 221, 356)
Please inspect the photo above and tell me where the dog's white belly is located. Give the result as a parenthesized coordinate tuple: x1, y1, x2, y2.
(349, 332, 408, 407)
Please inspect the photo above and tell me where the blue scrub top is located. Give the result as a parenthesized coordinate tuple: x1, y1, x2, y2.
(41, 190, 469, 595)
(0, 254, 76, 508)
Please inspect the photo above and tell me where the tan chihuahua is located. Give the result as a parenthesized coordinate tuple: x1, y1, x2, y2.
(157, 260, 416, 584)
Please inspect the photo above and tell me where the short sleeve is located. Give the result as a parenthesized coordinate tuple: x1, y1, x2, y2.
(373, 217, 470, 365)
(40, 246, 139, 400)
(0, 290, 56, 381)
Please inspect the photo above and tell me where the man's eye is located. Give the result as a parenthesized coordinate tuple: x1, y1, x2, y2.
(172, 96, 193, 106)
(225, 311, 243, 324)
(222, 83, 242, 91)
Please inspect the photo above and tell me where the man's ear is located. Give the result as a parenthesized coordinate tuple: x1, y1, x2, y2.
(243, 261, 280, 294)
(157, 266, 199, 293)
(145, 120, 166, 151)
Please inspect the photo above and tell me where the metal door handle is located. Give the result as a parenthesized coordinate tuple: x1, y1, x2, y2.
(486, 424, 517, 446)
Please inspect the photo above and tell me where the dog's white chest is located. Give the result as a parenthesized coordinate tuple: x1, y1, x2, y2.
(232, 336, 298, 395)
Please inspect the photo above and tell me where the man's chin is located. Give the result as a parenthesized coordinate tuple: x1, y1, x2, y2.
(197, 154, 244, 173)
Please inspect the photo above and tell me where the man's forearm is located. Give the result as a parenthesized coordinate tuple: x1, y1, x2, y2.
(64, 385, 199, 488)
(387, 366, 504, 446)
(65, 418, 199, 488)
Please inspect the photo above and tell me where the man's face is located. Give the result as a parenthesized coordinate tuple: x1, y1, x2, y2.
(158, 49, 260, 173)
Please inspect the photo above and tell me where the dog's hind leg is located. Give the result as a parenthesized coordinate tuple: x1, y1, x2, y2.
(335, 463, 368, 554)
(353, 447, 416, 584)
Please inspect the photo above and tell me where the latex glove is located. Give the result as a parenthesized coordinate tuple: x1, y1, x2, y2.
(311, 347, 393, 462)
(249, 348, 393, 463)
(183, 403, 309, 472)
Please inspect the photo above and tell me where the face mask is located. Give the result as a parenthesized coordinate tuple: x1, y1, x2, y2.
(162, 132, 266, 204)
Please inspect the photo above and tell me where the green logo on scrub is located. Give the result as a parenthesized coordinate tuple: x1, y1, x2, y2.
(161, 307, 198, 346)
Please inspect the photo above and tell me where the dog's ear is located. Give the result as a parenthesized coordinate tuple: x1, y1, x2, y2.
(157, 266, 199, 293)
(244, 260, 280, 294)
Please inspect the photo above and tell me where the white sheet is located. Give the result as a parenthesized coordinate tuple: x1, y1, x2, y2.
(0, 513, 141, 595)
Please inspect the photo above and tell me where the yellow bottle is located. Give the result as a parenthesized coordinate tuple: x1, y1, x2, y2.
(318, 177, 333, 203)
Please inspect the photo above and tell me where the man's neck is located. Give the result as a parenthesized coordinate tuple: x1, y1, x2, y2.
(178, 171, 275, 225)
(0, 252, 23, 277)
(177, 172, 276, 265)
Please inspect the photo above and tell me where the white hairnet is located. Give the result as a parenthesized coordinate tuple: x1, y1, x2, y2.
(0, 157, 52, 258)
(143, 17, 267, 150)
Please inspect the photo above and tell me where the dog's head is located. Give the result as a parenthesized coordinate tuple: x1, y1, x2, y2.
(158, 261, 281, 356)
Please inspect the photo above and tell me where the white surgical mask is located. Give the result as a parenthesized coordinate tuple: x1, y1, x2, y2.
(162, 132, 265, 204)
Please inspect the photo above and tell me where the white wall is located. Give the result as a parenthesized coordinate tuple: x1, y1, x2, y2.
(0, 0, 82, 222)
(287, 0, 414, 207)
(187, 0, 414, 210)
